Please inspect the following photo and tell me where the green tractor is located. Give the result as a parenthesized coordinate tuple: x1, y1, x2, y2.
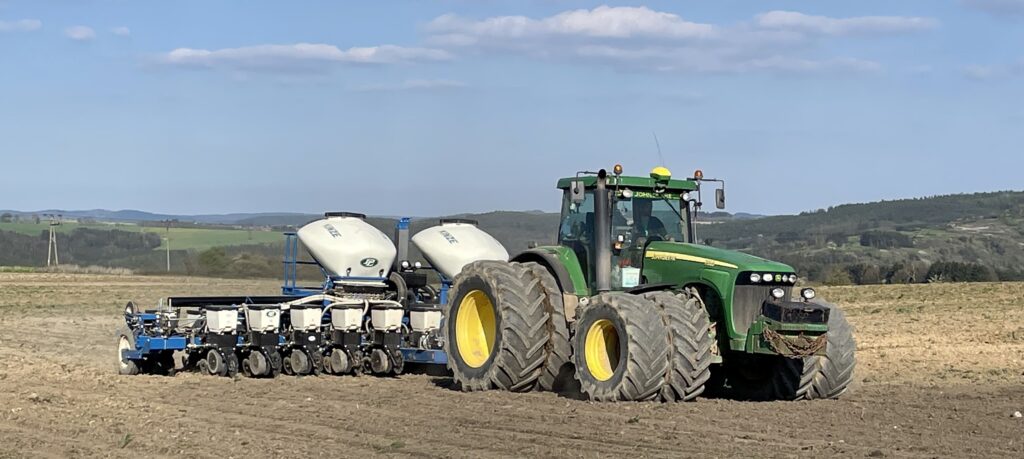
(443, 166, 855, 402)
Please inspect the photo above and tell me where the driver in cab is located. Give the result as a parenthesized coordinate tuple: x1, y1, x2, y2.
(632, 199, 668, 242)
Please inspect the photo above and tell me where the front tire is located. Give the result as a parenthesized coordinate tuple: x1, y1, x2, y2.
(444, 261, 550, 392)
(710, 304, 856, 401)
(573, 293, 668, 401)
(796, 305, 856, 400)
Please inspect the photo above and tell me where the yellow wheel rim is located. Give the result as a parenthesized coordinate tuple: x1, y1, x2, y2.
(585, 319, 620, 382)
(455, 289, 497, 368)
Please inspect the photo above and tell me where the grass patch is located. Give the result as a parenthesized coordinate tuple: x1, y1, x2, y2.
(0, 222, 282, 251)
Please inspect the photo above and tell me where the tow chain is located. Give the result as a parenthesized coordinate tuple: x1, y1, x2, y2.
(763, 328, 827, 358)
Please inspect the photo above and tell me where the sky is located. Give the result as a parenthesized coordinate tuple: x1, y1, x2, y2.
(0, 0, 1022, 217)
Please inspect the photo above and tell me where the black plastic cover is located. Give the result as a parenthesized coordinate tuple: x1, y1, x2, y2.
(400, 272, 429, 289)
(439, 218, 478, 226)
(762, 301, 830, 324)
(325, 212, 367, 219)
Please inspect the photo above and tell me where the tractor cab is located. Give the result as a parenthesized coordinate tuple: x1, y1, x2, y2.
(556, 166, 713, 292)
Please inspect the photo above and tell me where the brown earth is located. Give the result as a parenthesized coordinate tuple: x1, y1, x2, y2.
(0, 273, 1022, 458)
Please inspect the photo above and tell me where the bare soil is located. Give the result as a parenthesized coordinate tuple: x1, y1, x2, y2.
(1, 273, 1022, 458)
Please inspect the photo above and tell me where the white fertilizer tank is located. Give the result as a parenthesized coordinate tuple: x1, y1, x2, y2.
(297, 212, 397, 284)
(411, 219, 509, 279)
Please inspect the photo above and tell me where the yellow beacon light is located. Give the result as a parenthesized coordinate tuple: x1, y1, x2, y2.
(613, 164, 623, 175)
(650, 166, 671, 182)
(693, 169, 704, 180)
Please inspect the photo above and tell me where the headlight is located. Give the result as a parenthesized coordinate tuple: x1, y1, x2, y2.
(621, 188, 633, 199)
(413, 261, 423, 269)
(801, 288, 816, 300)
(789, 274, 798, 283)
(749, 273, 761, 283)
(682, 192, 690, 201)
(763, 273, 773, 282)
(770, 288, 786, 299)
(401, 260, 411, 269)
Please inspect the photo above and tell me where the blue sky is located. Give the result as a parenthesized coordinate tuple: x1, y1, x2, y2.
(1, 1, 1022, 216)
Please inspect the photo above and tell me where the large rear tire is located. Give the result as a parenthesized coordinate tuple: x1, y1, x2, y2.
(522, 262, 574, 393)
(573, 293, 668, 401)
(642, 290, 715, 402)
(444, 261, 550, 392)
(796, 305, 856, 400)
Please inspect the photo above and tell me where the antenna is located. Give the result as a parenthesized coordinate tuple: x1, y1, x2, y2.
(652, 131, 666, 166)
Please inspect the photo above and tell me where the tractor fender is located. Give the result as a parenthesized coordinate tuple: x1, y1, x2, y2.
(511, 249, 580, 295)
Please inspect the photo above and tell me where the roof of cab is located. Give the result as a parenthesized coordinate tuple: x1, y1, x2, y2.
(556, 174, 698, 191)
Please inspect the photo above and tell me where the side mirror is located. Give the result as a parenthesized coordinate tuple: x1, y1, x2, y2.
(715, 188, 726, 209)
(570, 181, 585, 205)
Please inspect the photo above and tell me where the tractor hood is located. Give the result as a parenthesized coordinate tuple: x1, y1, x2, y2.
(644, 241, 794, 273)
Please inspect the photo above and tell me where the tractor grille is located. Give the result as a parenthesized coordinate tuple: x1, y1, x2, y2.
(731, 285, 792, 336)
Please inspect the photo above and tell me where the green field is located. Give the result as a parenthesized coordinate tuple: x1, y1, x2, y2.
(0, 222, 282, 251)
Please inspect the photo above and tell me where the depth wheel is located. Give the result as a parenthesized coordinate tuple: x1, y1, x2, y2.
(206, 349, 227, 376)
(115, 327, 140, 376)
(327, 349, 351, 375)
(444, 261, 550, 392)
(289, 350, 313, 375)
(573, 293, 669, 402)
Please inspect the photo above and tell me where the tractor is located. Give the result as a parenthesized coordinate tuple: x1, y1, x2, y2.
(444, 166, 856, 401)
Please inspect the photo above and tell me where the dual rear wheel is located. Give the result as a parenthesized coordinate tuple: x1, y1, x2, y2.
(573, 291, 715, 402)
(445, 262, 714, 401)
(444, 261, 552, 391)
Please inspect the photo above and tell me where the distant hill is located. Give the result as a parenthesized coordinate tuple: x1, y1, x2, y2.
(0, 209, 314, 225)
(5, 192, 1022, 284)
(699, 191, 1024, 282)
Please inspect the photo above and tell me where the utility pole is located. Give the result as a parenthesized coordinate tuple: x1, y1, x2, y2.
(45, 214, 61, 266)
(165, 220, 171, 272)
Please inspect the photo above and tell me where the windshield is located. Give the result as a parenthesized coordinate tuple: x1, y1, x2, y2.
(558, 187, 692, 291)
(613, 192, 687, 243)
(559, 189, 690, 244)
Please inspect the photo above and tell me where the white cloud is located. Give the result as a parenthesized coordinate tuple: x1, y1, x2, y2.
(354, 79, 467, 92)
(0, 18, 41, 32)
(964, 60, 1024, 80)
(64, 25, 96, 41)
(160, 43, 453, 72)
(755, 11, 938, 35)
(111, 26, 131, 37)
(424, 7, 929, 75)
(428, 6, 715, 43)
(962, 0, 1024, 17)
(964, 65, 1000, 80)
